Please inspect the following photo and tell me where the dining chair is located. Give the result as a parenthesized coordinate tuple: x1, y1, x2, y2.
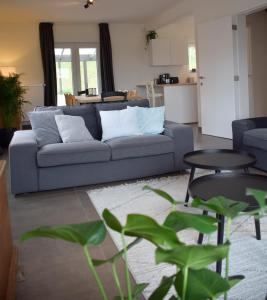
(145, 81, 163, 107)
(64, 93, 77, 106)
(101, 91, 127, 102)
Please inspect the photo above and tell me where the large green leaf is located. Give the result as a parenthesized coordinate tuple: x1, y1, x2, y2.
(149, 276, 175, 300)
(164, 211, 217, 234)
(123, 214, 182, 249)
(113, 283, 149, 300)
(246, 188, 267, 209)
(21, 221, 106, 246)
(156, 244, 229, 270)
(228, 275, 245, 289)
(175, 268, 235, 300)
(192, 196, 248, 219)
(103, 209, 182, 249)
(143, 185, 183, 206)
(103, 209, 123, 233)
(92, 238, 141, 266)
(246, 188, 267, 218)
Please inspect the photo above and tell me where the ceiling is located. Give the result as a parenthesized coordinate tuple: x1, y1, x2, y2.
(0, 0, 180, 23)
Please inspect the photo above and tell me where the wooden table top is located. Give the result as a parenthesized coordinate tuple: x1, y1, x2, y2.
(75, 95, 143, 104)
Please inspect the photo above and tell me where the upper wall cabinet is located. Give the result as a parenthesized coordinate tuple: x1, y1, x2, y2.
(149, 39, 188, 66)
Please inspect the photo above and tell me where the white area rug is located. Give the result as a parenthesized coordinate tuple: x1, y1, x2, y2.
(88, 172, 267, 300)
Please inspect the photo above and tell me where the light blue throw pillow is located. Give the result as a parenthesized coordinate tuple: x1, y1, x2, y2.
(100, 108, 141, 141)
(28, 109, 63, 147)
(127, 106, 165, 135)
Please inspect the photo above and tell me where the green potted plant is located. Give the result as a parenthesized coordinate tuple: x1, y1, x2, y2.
(0, 72, 28, 147)
(146, 30, 158, 47)
(21, 187, 267, 300)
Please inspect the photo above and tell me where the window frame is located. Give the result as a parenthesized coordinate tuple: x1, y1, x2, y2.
(55, 42, 101, 96)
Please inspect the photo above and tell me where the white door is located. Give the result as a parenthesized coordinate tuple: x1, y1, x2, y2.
(197, 16, 236, 139)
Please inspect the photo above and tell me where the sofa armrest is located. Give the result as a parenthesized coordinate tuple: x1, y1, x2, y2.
(9, 130, 39, 194)
(163, 121, 194, 169)
(232, 117, 267, 150)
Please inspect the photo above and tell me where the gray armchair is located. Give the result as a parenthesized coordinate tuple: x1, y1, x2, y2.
(232, 117, 267, 171)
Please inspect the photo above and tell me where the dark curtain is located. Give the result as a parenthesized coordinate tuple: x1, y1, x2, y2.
(39, 23, 57, 106)
(99, 23, 115, 93)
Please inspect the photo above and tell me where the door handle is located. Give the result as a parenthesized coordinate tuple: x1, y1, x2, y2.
(199, 76, 205, 80)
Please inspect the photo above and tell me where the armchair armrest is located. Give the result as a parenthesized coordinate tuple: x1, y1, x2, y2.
(164, 121, 194, 169)
(232, 117, 267, 150)
(9, 130, 39, 194)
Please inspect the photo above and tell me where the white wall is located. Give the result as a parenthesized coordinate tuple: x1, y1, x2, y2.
(0, 22, 44, 115)
(0, 20, 194, 113)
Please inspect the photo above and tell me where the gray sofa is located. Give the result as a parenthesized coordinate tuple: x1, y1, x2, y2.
(232, 117, 267, 171)
(9, 99, 194, 194)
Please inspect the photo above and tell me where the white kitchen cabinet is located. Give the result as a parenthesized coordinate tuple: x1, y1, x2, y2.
(170, 40, 188, 66)
(149, 39, 188, 66)
(164, 84, 198, 123)
(149, 39, 171, 66)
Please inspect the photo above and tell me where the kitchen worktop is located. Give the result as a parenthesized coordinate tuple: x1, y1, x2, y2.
(136, 83, 197, 87)
(156, 83, 197, 87)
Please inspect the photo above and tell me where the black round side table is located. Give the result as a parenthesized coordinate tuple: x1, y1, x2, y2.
(189, 173, 267, 274)
(184, 149, 256, 204)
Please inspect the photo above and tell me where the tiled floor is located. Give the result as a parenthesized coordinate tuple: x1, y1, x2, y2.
(3, 128, 233, 300)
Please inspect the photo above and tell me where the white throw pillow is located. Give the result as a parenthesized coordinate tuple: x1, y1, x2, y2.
(55, 115, 94, 143)
(127, 106, 165, 135)
(100, 108, 141, 141)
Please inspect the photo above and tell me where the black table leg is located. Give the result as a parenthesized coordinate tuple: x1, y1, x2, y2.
(185, 167, 196, 206)
(216, 214, 225, 274)
(254, 217, 261, 240)
(197, 210, 208, 244)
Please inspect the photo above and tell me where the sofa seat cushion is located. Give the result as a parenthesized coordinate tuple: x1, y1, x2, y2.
(243, 128, 267, 151)
(105, 135, 174, 160)
(37, 141, 111, 167)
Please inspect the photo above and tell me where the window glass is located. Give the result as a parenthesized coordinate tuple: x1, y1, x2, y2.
(188, 44, 197, 71)
(55, 48, 73, 105)
(54, 44, 100, 105)
(79, 48, 99, 95)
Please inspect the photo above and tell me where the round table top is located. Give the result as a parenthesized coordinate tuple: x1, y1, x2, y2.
(189, 173, 267, 211)
(184, 149, 256, 170)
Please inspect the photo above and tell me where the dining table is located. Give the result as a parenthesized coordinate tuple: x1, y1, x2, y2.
(75, 95, 143, 104)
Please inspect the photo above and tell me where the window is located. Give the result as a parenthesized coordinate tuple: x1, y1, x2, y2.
(55, 44, 100, 105)
(188, 44, 197, 71)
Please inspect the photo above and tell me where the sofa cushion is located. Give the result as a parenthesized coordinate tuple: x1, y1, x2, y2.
(35, 104, 100, 140)
(95, 99, 150, 138)
(37, 141, 110, 167)
(243, 128, 267, 151)
(105, 135, 174, 160)
(28, 109, 63, 147)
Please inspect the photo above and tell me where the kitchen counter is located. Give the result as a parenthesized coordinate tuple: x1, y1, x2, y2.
(156, 83, 197, 87)
(136, 83, 197, 87)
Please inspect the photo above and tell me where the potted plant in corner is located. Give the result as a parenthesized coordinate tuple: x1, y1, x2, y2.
(0, 72, 28, 147)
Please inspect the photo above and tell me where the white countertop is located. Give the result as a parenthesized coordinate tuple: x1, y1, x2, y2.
(137, 83, 197, 87)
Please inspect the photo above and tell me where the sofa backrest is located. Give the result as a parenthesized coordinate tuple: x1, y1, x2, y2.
(35, 99, 149, 140)
(35, 104, 100, 140)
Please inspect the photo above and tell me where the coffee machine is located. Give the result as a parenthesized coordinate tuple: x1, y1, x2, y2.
(157, 73, 179, 84)
(158, 73, 170, 84)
